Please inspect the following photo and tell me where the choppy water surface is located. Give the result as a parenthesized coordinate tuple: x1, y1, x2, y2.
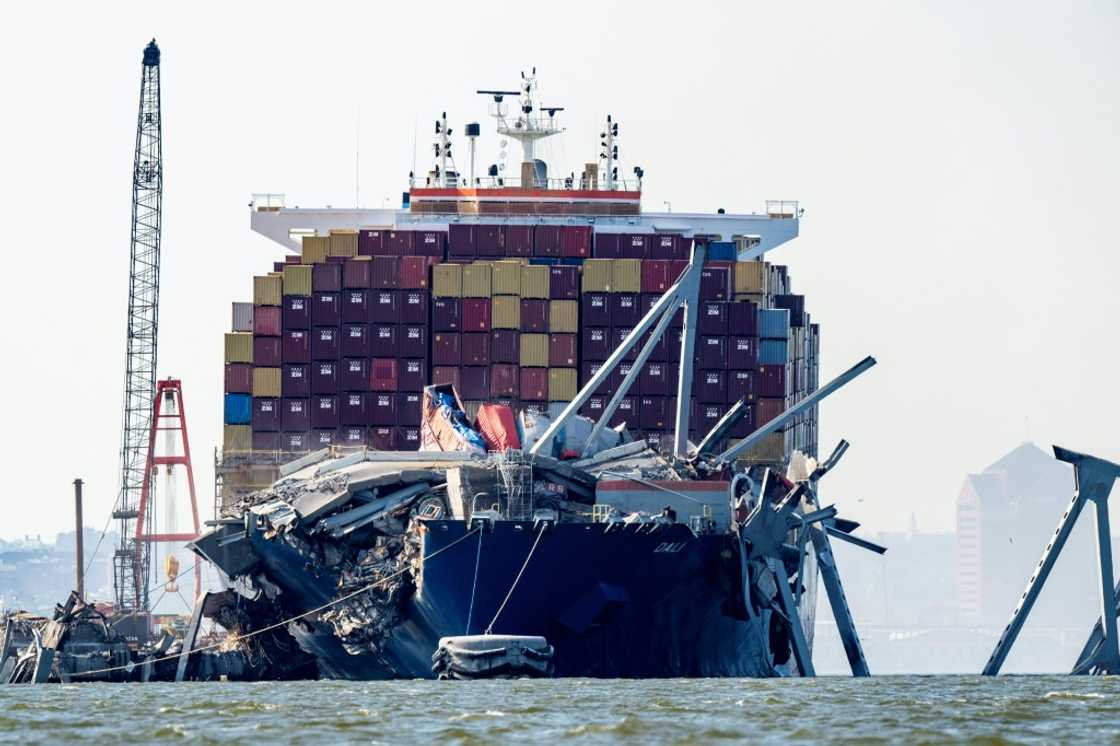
(1, 675, 1116, 743)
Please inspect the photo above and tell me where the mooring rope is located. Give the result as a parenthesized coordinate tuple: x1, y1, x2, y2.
(484, 523, 547, 635)
(464, 528, 483, 635)
(57, 526, 483, 680)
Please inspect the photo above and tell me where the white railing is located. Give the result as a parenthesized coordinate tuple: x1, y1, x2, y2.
(765, 200, 800, 218)
(414, 176, 641, 193)
(251, 193, 286, 211)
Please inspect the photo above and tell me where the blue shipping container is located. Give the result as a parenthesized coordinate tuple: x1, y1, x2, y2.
(758, 308, 791, 340)
(224, 393, 252, 424)
(707, 241, 737, 261)
(758, 339, 790, 365)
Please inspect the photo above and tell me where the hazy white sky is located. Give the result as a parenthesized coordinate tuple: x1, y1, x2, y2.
(0, 1, 1116, 543)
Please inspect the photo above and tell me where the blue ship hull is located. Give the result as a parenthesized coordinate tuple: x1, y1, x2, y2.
(272, 519, 801, 679)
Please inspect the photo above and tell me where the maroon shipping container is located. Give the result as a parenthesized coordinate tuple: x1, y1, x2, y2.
(339, 426, 366, 447)
(311, 395, 339, 429)
(370, 358, 398, 391)
(520, 367, 548, 401)
(549, 334, 577, 367)
(666, 328, 683, 363)
(313, 292, 341, 326)
(594, 233, 620, 258)
(369, 392, 397, 425)
(359, 229, 386, 256)
(462, 332, 491, 366)
(609, 396, 637, 427)
(534, 225, 562, 257)
(399, 324, 428, 358)
(431, 366, 459, 390)
(619, 233, 649, 259)
(609, 361, 635, 394)
(727, 369, 754, 402)
(728, 301, 758, 336)
(580, 360, 613, 396)
(476, 224, 503, 256)
(505, 225, 534, 256)
(696, 402, 724, 434)
(641, 260, 673, 293)
(698, 335, 727, 369)
(343, 259, 372, 289)
(341, 358, 368, 391)
(432, 298, 462, 331)
(548, 266, 579, 299)
(773, 294, 806, 327)
(398, 391, 422, 424)
(460, 366, 491, 399)
(490, 330, 519, 364)
(398, 426, 420, 451)
(369, 256, 399, 289)
(311, 361, 338, 394)
(696, 369, 727, 403)
(284, 431, 310, 453)
(326, 255, 347, 265)
(639, 328, 670, 362)
(700, 263, 732, 301)
(369, 426, 397, 450)
(580, 293, 611, 327)
(341, 290, 369, 323)
(447, 224, 476, 258)
(225, 363, 252, 394)
(341, 324, 370, 358)
(400, 256, 434, 289)
(282, 364, 309, 397)
(273, 261, 287, 273)
(398, 358, 427, 392)
(728, 336, 758, 371)
(253, 336, 282, 367)
(282, 295, 311, 330)
(613, 327, 637, 362)
(370, 324, 398, 357)
(490, 364, 519, 398)
(411, 231, 446, 257)
(639, 361, 671, 396)
(282, 330, 310, 363)
(756, 397, 785, 427)
(581, 327, 611, 362)
(432, 333, 461, 366)
(639, 396, 670, 430)
(252, 397, 281, 431)
(252, 431, 281, 451)
(580, 394, 607, 419)
(728, 403, 756, 437)
(755, 364, 786, 398)
(386, 230, 414, 255)
(611, 294, 641, 327)
(310, 429, 335, 448)
(312, 263, 342, 293)
(700, 301, 728, 335)
(282, 397, 310, 432)
(370, 290, 400, 323)
(519, 299, 548, 332)
(341, 392, 370, 426)
(669, 259, 690, 285)
(650, 234, 682, 260)
(400, 290, 429, 324)
(561, 225, 592, 258)
(312, 327, 340, 360)
(462, 298, 492, 331)
(253, 305, 282, 336)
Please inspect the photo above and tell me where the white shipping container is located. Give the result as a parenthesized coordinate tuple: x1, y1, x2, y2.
(232, 302, 254, 332)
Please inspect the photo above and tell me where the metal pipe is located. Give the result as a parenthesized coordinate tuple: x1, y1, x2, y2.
(715, 356, 877, 465)
(528, 266, 698, 456)
(73, 478, 84, 601)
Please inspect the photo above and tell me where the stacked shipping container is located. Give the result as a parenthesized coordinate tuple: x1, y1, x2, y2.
(222, 226, 820, 468)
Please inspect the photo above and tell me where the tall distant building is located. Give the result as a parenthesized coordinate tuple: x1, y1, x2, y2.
(956, 442, 1097, 628)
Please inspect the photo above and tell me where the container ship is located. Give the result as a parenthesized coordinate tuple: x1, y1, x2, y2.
(197, 71, 860, 679)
